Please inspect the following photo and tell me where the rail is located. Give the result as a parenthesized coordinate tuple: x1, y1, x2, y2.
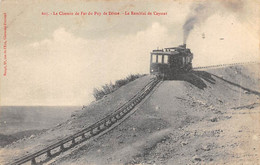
(10, 62, 259, 164)
(10, 77, 161, 165)
(193, 61, 257, 70)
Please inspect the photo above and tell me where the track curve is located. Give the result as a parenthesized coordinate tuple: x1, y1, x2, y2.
(10, 61, 258, 165)
(10, 77, 161, 165)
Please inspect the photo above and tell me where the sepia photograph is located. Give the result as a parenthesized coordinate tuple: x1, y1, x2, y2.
(0, 0, 259, 164)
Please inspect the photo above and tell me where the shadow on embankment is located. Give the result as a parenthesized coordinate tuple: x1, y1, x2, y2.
(166, 71, 260, 96)
(166, 71, 216, 89)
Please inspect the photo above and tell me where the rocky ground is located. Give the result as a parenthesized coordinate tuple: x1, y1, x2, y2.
(0, 64, 259, 164)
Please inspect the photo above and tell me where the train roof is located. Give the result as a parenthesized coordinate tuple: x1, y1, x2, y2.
(165, 47, 185, 50)
(151, 50, 192, 56)
(151, 44, 192, 56)
(151, 50, 179, 55)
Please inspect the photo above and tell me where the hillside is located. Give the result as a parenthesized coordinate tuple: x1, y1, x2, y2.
(1, 64, 259, 164)
(0, 75, 155, 164)
(51, 64, 260, 164)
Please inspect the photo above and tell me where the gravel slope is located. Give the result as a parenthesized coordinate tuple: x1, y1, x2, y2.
(0, 75, 155, 164)
(50, 64, 260, 164)
(1, 64, 259, 165)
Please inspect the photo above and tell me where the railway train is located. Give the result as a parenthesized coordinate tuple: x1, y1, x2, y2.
(150, 44, 193, 79)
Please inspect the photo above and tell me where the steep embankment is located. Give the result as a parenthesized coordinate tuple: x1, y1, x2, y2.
(0, 75, 156, 164)
(1, 64, 259, 165)
(50, 64, 260, 165)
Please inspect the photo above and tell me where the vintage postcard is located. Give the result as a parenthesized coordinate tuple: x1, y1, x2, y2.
(0, 0, 259, 164)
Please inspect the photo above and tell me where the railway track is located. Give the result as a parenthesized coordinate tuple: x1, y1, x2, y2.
(8, 61, 258, 165)
(193, 61, 257, 70)
(10, 77, 161, 165)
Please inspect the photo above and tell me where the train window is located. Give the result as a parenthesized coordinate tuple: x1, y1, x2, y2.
(158, 55, 162, 63)
(163, 55, 168, 63)
(152, 55, 157, 63)
(183, 57, 185, 65)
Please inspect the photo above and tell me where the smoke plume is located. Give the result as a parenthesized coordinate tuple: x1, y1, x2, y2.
(183, 0, 245, 44)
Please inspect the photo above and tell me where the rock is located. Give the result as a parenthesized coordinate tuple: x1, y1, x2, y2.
(146, 160, 152, 164)
(225, 116, 232, 119)
(244, 91, 250, 94)
(201, 145, 210, 151)
(181, 140, 188, 146)
(192, 155, 202, 161)
(210, 117, 218, 122)
(214, 110, 223, 114)
(29, 135, 35, 139)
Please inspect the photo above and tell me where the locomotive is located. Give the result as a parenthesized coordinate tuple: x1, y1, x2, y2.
(150, 44, 193, 79)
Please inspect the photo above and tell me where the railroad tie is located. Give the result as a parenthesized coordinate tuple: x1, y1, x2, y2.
(110, 117, 115, 123)
(10, 78, 160, 165)
(47, 150, 52, 157)
(104, 121, 108, 127)
(82, 134, 86, 139)
(72, 138, 76, 144)
(60, 144, 65, 151)
(128, 105, 132, 111)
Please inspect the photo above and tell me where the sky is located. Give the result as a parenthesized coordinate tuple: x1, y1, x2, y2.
(0, 0, 259, 106)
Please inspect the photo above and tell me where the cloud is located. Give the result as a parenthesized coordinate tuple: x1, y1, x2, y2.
(1, 0, 259, 106)
(189, 14, 259, 67)
(1, 23, 172, 105)
(182, 0, 254, 44)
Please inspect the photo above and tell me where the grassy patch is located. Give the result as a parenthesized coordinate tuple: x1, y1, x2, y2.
(93, 74, 145, 100)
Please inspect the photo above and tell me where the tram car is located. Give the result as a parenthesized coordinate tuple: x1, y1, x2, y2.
(150, 44, 193, 79)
